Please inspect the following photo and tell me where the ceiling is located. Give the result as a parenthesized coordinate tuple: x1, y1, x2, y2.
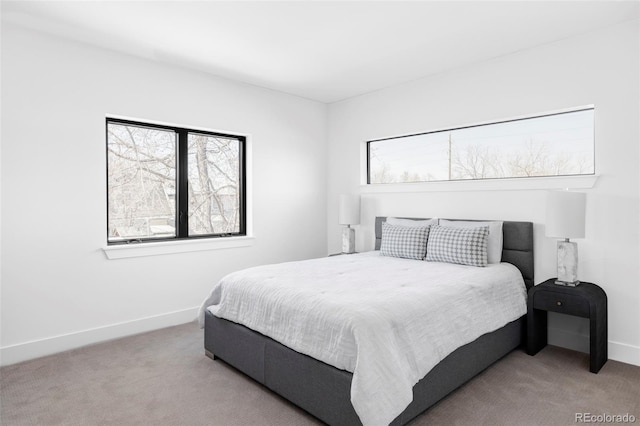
(2, 1, 638, 103)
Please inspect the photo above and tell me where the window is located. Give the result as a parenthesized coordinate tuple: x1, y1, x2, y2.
(367, 107, 594, 184)
(106, 118, 245, 244)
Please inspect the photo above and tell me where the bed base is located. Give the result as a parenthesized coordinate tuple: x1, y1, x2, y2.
(205, 311, 525, 426)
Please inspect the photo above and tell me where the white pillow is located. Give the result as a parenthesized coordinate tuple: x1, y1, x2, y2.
(439, 219, 503, 264)
(386, 217, 438, 227)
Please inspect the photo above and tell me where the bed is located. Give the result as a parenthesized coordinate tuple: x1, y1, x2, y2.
(200, 217, 534, 426)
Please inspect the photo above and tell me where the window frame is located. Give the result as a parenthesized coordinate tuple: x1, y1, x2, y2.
(366, 106, 595, 185)
(105, 117, 246, 245)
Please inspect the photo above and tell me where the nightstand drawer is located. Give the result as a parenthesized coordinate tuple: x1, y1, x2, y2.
(533, 291, 589, 317)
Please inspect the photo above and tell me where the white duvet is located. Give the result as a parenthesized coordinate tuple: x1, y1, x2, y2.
(198, 252, 527, 426)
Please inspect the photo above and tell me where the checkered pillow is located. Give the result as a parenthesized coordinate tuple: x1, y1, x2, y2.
(426, 225, 489, 267)
(380, 222, 430, 260)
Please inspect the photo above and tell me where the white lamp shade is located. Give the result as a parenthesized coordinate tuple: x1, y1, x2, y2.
(339, 194, 360, 225)
(546, 191, 586, 239)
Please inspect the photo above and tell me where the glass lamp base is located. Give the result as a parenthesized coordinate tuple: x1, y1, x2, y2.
(557, 240, 579, 285)
(554, 279, 581, 287)
(342, 227, 355, 254)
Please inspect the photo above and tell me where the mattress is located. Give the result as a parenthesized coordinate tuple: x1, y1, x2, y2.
(198, 252, 527, 426)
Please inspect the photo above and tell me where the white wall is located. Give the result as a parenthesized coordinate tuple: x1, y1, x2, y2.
(0, 24, 328, 365)
(327, 20, 640, 366)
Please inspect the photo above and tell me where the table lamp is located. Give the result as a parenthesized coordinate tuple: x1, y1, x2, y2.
(339, 194, 360, 254)
(545, 190, 586, 286)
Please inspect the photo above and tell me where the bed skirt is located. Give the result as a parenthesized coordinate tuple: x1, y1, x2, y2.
(204, 311, 525, 426)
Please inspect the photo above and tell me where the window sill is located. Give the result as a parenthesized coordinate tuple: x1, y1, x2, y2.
(361, 175, 599, 193)
(102, 236, 255, 260)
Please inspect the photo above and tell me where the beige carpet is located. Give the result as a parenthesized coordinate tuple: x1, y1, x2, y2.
(1, 322, 638, 426)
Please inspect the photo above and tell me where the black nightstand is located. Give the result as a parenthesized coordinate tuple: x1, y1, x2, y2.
(527, 279, 608, 373)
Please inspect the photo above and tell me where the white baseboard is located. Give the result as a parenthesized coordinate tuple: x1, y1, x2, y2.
(608, 340, 640, 366)
(549, 326, 640, 367)
(548, 326, 589, 354)
(0, 307, 199, 367)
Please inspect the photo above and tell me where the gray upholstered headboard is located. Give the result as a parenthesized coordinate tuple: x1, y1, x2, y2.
(374, 217, 534, 290)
